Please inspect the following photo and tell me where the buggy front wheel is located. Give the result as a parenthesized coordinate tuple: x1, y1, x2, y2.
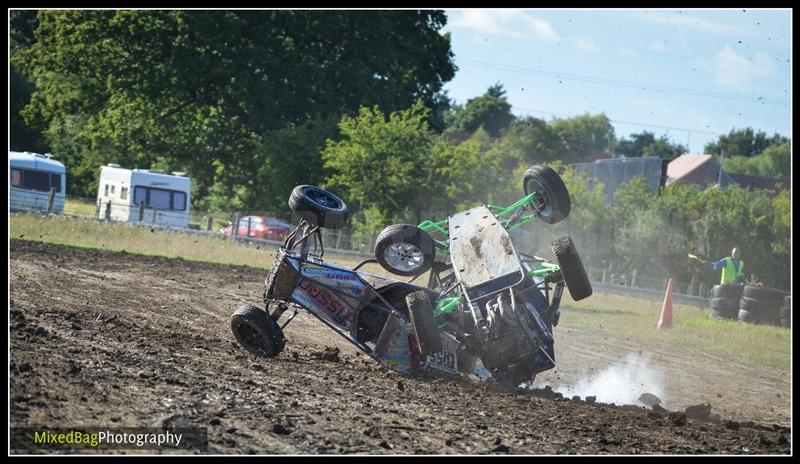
(230, 304, 286, 357)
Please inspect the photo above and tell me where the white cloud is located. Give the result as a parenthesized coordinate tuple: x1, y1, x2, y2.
(650, 39, 667, 51)
(572, 37, 600, 51)
(639, 12, 743, 35)
(449, 10, 559, 41)
(712, 45, 776, 89)
(618, 47, 637, 57)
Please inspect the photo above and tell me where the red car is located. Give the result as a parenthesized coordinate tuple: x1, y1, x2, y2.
(220, 216, 293, 241)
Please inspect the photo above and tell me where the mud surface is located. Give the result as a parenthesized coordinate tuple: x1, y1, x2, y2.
(9, 241, 791, 454)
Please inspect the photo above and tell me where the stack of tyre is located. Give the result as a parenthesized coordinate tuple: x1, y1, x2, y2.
(737, 286, 790, 326)
(780, 296, 791, 328)
(709, 285, 744, 320)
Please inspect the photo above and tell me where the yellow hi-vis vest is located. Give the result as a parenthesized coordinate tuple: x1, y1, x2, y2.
(720, 257, 744, 285)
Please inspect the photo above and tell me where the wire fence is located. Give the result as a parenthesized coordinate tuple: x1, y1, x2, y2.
(12, 192, 721, 301)
(12, 194, 385, 255)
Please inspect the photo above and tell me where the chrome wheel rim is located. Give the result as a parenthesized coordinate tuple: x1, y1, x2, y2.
(384, 243, 425, 273)
(526, 179, 552, 218)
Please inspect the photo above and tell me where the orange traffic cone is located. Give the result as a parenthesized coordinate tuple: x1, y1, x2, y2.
(657, 278, 673, 330)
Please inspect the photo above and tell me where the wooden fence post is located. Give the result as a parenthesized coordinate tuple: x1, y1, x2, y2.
(47, 187, 56, 214)
(105, 202, 111, 221)
(207, 215, 213, 231)
(232, 213, 240, 238)
(138, 201, 145, 222)
(152, 206, 158, 224)
(631, 269, 638, 288)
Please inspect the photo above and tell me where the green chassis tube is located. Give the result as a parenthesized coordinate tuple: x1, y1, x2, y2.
(422, 194, 565, 323)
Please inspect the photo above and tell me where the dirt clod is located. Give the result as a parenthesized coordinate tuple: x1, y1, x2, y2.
(638, 392, 661, 407)
(685, 403, 712, 420)
(668, 412, 687, 426)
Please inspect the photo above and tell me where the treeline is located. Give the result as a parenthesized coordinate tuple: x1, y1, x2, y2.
(10, 10, 457, 209)
(319, 102, 791, 290)
(10, 10, 790, 289)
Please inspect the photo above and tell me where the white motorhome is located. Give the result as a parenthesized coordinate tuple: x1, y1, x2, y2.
(9, 151, 66, 214)
(97, 164, 191, 229)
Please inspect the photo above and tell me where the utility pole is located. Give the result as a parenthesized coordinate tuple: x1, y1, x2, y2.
(717, 147, 725, 186)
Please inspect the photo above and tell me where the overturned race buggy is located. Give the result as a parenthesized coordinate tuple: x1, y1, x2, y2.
(230, 165, 592, 386)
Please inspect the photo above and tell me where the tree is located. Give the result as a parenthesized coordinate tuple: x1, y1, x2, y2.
(322, 101, 435, 227)
(704, 127, 788, 157)
(722, 142, 790, 180)
(489, 116, 566, 165)
(549, 113, 615, 163)
(13, 10, 456, 199)
(453, 83, 514, 137)
(615, 131, 686, 159)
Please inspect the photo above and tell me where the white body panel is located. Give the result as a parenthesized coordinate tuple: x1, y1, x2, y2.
(97, 166, 191, 228)
(9, 151, 66, 214)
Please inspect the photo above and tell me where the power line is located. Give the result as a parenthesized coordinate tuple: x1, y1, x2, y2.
(515, 105, 725, 136)
(449, 98, 726, 136)
(456, 58, 789, 105)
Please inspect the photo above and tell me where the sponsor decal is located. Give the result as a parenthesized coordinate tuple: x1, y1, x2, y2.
(301, 266, 365, 296)
(296, 279, 351, 327)
(426, 350, 457, 374)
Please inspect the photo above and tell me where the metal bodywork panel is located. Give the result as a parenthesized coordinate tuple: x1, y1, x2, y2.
(448, 206, 524, 290)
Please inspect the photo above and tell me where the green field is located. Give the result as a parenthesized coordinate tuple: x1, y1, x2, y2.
(560, 292, 790, 370)
(63, 197, 98, 217)
(10, 212, 790, 371)
(10, 212, 368, 270)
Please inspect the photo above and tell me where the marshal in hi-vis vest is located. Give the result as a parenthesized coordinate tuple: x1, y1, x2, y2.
(720, 257, 744, 285)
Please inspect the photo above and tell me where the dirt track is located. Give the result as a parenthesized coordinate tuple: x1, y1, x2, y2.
(9, 240, 791, 454)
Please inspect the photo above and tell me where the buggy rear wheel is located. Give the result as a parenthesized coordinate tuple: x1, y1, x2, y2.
(375, 224, 436, 277)
(405, 291, 443, 356)
(288, 185, 349, 229)
(552, 236, 593, 301)
(523, 165, 571, 224)
(230, 304, 286, 357)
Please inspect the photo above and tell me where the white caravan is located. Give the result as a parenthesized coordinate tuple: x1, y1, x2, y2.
(97, 164, 191, 229)
(9, 151, 66, 214)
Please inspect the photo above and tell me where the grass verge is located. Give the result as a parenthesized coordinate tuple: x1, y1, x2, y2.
(560, 292, 790, 370)
(10, 212, 368, 270)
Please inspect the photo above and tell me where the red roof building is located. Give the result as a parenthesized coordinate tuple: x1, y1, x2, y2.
(666, 154, 789, 192)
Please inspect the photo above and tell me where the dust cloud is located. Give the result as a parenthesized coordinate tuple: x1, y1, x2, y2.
(551, 353, 667, 406)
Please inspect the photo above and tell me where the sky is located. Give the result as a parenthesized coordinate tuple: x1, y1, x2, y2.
(441, 8, 791, 154)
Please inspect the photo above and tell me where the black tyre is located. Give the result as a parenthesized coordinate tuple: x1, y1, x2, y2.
(709, 298, 739, 319)
(494, 363, 534, 388)
(523, 165, 571, 224)
(405, 291, 443, 356)
(741, 286, 787, 307)
(552, 236, 592, 301)
(712, 284, 744, 299)
(230, 304, 286, 357)
(288, 185, 349, 229)
(782, 296, 791, 328)
(375, 224, 436, 277)
(709, 308, 737, 320)
(739, 296, 762, 312)
(710, 297, 740, 311)
(737, 308, 759, 324)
